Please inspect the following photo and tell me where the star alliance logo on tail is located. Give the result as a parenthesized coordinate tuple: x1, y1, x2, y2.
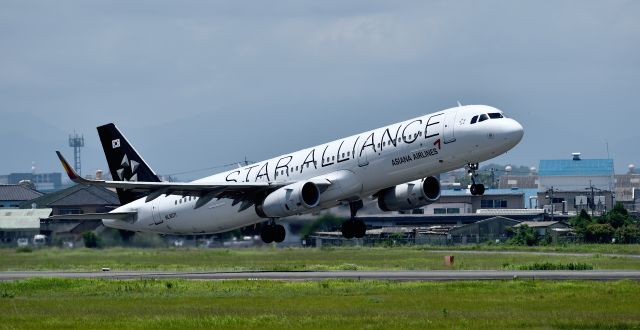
(112, 139, 121, 149)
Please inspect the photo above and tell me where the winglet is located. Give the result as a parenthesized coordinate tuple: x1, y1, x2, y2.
(56, 151, 81, 182)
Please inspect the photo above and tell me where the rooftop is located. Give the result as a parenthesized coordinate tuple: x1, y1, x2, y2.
(0, 208, 52, 230)
(539, 159, 614, 177)
(515, 221, 566, 228)
(22, 184, 120, 208)
(0, 184, 44, 202)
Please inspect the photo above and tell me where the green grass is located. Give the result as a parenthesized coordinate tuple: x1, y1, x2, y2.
(1, 246, 640, 271)
(421, 243, 640, 255)
(1, 278, 639, 329)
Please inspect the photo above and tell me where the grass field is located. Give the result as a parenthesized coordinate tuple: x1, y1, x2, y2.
(1, 246, 640, 271)
(1, 278, 639, 329)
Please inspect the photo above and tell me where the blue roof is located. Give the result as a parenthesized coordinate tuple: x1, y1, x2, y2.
(539, 159, 613, 176)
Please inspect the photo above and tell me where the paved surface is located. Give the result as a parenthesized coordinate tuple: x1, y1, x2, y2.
(2, 270, 640, 281)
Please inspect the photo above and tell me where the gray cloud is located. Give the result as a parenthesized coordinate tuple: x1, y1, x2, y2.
(0, 0, 638, 178)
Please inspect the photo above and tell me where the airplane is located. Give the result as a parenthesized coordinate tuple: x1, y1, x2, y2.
(52, 104, 523, 243)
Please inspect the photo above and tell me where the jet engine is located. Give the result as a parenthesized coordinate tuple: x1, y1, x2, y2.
(256, 181, 321, 218)
(377, 176, 440, 212)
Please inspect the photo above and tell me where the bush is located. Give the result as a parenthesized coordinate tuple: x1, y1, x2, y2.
(507, 225, 540, 246)
(510, 262, 593, 271)
(16, 246, 33, 253)
(82, 231, 101, 248)
(584, 223, 615, 243)
(614, 225, 640, 244)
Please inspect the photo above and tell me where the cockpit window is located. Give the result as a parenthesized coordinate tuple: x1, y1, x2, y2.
(488, 113, 504, 119)
(470, 115, 478, 124)
(478, 114, 489, 122)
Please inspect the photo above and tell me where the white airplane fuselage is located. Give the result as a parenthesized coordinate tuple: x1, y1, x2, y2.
(105, 105, 523, 234)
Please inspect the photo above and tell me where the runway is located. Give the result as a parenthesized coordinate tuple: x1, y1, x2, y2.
(2, 270, 640, 281)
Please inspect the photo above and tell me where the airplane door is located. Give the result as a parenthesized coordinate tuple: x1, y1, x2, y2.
(152, 204, 163, 225)
(357, 148, 369, 167)
(443, 110, 457, 144)
(356, 138, 373, 167)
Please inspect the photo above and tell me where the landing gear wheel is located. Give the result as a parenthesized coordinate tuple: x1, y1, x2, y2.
(353, 219, 366, 238)
(342, 219, 366, 239)
(274, 225, 286, 243)
(341, 220, 354, 239)
(466, 163, 485, 196)
(260, 225, 274, 243)
(470, 184, 485, 196)
(261, 221, 285, 244)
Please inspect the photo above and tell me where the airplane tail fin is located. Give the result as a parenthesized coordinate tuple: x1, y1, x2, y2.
(97, 123, 161, 204)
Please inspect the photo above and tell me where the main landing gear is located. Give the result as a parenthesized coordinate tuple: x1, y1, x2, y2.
(260, 219, 286, 244)
(341, 200, 367, 239)
(466, 162, 485, 196)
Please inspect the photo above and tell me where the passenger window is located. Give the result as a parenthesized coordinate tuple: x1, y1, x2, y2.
(479, 114, 489, 122)
(471, 116, 478, 124)
(488, 113, 503, 119)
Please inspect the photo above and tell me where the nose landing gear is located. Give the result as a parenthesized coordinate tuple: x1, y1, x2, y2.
(466, 162, 485, 196)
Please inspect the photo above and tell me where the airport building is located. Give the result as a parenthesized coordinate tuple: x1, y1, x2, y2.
(423, 188, 538, 215)
(614, 170, 640, 211)
(537, 154, 615, 214)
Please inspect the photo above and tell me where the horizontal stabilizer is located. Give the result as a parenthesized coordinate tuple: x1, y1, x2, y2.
(48, 212, 136, 221)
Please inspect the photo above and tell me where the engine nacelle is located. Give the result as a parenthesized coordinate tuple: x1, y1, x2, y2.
(377, 176, 440, 212)
(256, 181, 321, 218)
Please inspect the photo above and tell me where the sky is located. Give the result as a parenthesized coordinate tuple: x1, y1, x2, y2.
(1, 0, 638, 180)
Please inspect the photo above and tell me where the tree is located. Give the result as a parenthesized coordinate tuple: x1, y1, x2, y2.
(614, 225, 640, 244)
(584, 223, 615, 243)
(507, 225, 540, 246)
(82, 231, 100, 248)
(570, 209, 592, 230)
(300, 214, 345, 239)
(598, 202, 631, 229)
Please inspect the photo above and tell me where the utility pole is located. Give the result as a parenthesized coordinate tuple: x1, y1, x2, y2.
(546, 187, 556, 221)
(586, 181, 606, 216)
(490, 168, 496, 189)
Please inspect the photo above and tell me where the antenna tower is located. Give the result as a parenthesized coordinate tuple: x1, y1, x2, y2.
(68, 132, 84, 176)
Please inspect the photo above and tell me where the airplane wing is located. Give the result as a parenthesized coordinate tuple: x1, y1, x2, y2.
(48, 212, 137, 221)
(56, 151, 293, 210)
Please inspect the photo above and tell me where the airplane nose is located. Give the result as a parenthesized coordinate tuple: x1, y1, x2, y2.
(504, 118, 524, 144)
(491, 118, 523, 147)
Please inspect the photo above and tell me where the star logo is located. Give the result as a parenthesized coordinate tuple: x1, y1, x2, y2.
(117, 154, 139, 181)
(112, 139, 121, 149)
